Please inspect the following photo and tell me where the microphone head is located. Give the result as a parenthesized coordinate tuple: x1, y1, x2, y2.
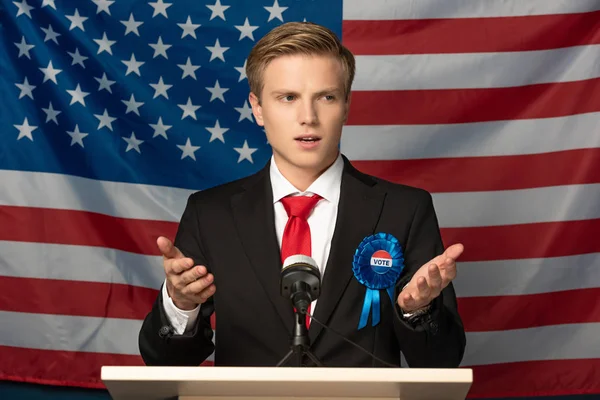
(280, 254, 321, 308)
(282, 254, 319, 272)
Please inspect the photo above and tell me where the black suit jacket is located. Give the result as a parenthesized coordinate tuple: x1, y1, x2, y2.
(139, 154, 466, 368)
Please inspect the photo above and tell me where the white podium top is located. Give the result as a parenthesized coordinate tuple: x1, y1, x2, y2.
(101, 366, 473, 400)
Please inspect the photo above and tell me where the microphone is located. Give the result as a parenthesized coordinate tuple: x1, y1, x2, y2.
(280, 254, 321, 315)
(278, 254, 398, 368)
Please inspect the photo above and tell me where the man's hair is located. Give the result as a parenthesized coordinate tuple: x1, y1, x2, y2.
(246, 21, 355, 101)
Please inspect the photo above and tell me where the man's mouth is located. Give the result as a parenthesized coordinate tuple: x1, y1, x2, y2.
(295, 136, 321, 143)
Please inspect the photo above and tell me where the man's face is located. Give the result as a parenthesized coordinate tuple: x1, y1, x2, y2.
(249, 54, 350, 178)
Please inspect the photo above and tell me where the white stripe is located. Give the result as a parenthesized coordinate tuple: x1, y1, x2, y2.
(353, 45, 600, 90)
(462, 323, 600, 366)
(341, 112, 600, 160)
(343, 0, 600, 20)
(0, 241, 165, 290)
(454, 253, 600, 298)
(0, 310, 216, 362)
(2, 242, 595, 300)
(0, 169, 194, 222)
(432, 184, 600, 228)
(0, 311, 142, 355)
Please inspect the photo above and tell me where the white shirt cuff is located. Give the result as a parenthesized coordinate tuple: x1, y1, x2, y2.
(161, 280, 200, 335)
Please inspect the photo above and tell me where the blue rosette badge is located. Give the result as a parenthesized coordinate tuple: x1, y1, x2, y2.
(353, 233, 405, 329)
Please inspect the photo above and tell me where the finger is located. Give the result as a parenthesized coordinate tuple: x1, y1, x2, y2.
(428, 264, 443, 289)
(399, 291, 415, 310)
(157, 236, 183, 259)
(178, 265, 208, 286)
(166, 257, 194, 275)
(440, 259, 457, 283)
(194, 284, 216, 303)
(182, 275, 214, 296)
(444, 243, 464, 261)
(415, 276, 431, 300)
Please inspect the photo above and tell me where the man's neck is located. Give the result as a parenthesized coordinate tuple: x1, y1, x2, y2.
(274, 153, 339, 192)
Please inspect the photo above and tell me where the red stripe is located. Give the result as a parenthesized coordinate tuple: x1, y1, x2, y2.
(458, 288, 600, 332)
(467, 359, 600, 398)
(0, 276, 158, 319)
(0, 346, 213, 389)
(1, 210, 599, 265)
(343, 11, 600, 55)
(0, 205, 177, 255)
(350, 148, 600, 192)
(347, 78, 600, 125)
(441, 219, 600, 262)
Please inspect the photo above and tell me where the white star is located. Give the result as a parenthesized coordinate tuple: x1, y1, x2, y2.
(120, 13, 144, 36)
(14, 36, 34, 59)
(14, 117, 37, 141)
(94, 32, 116, 55)
(68, 48, 88, 68)
(206, 39, 229, 62)
(92, 0, 114, 15)
(94, 108, 117, 131)
(66, 9, 88, 31)
(235, 18, 258, 41)
(41, 25, 61, 44)
(42, 102, 61, 124)
(15, 77, 35, 100)
(13, 0, 34, 18)
(235, 59, 247, 82)
(66, 124, 88, 147)
(149, 36, 171, 59)
(235, 100, 254, 123)
(177, 138, 200, 161)
(149, 0, 172, 18)
(39, 60, 62, 84)
(122, 94, 144, 116)
(234, 140, 258, 163)
(67, 84, 90, 106)
(122, 53, 145, 76)
(41, 0, 55, 9)
(206, 120, 229, 143)
(265, 0, 287, 22)
(178, 57, 200, 80)
(177, 97, 201, 120)
(178, 16, 201, 39)
(206, 0, 229, 21)
(206, 80, 229, 103)
(149, 76, 172, 99)
(94, 72, 115, 93)
(150, 117, 171, 139)
(122, 132, 144, 153)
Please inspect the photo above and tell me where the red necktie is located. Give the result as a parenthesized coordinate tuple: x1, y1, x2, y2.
(280, 194, 321, 327)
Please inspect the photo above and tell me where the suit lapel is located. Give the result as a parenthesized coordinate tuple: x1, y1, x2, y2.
(230, 162, 295, 332)
(310, 158, 386, 343)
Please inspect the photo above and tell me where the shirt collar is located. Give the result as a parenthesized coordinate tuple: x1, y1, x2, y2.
(270, 153, 343, 205)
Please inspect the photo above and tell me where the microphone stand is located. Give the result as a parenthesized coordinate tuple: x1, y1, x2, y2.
(276, 309, 323, 367)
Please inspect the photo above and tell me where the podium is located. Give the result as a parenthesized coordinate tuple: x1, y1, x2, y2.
(101, 366, 473, 400)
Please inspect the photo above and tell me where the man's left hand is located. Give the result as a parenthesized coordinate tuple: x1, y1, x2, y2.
(397, 243, 464, 312)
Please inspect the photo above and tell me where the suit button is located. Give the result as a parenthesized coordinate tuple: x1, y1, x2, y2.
(430, 321, 439, 335)
(159, 325, 172, 338)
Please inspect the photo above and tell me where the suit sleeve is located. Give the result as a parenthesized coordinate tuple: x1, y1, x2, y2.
(138, 194, 216, 366)
(391, 190, 466, 368)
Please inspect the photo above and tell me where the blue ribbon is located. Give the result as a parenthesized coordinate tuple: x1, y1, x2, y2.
(353, 233, 404, 329)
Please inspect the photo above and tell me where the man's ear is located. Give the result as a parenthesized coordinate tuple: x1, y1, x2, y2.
(249, 92, 264, 126)
(342, 91, 352, 124)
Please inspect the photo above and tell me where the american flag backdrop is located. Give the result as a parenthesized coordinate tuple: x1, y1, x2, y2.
(0, 0, 599, 398)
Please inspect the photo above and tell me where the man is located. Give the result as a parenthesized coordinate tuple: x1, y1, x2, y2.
(138, 21, 466, 368)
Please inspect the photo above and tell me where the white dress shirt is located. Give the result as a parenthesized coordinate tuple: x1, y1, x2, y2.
(162, 153, 344, 334)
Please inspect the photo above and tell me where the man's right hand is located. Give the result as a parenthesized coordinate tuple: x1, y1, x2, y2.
(157, 236, 216, 311)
